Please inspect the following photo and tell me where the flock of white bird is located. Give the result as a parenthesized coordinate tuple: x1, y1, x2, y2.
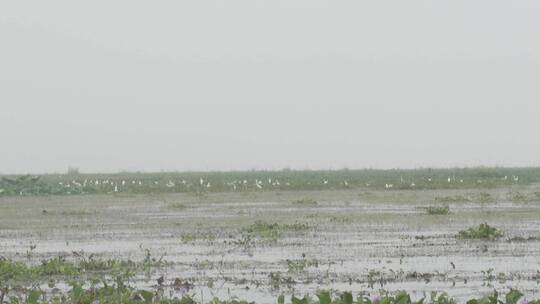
(55, 174, 521, 193)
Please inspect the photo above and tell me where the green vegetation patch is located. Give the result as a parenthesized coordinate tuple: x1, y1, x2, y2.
(292, 198, 318, 206)
(458, 222, 503, 240)
(425, 205, 450, 215)
(242, 221, 310, 239)
(435, 195, 470, 203)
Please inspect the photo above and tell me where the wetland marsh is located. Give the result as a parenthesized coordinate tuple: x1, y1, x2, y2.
(2, 173, 540, 303)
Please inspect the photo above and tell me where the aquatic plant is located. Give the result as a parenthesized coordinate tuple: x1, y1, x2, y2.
(286, 258, 319, 274)
(425, 205, 450, 215)
(435, 195, 470, 203)
(458, 223, 503, 240)
(292, 198, 318, 206)
(242, 221, 310, 240)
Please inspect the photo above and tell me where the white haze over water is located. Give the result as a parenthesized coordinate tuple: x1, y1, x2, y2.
(1, 1, 540, 174)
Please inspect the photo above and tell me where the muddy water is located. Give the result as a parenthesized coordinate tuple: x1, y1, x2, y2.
(1, 189, 540, 303)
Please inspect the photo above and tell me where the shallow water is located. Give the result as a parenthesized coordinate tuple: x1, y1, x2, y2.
(1, 188, 540, 303)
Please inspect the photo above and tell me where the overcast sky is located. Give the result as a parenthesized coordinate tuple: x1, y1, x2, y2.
(1, 1, 539, 174)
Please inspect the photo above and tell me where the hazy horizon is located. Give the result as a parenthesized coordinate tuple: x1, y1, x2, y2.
(2, 1, 540, 174)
